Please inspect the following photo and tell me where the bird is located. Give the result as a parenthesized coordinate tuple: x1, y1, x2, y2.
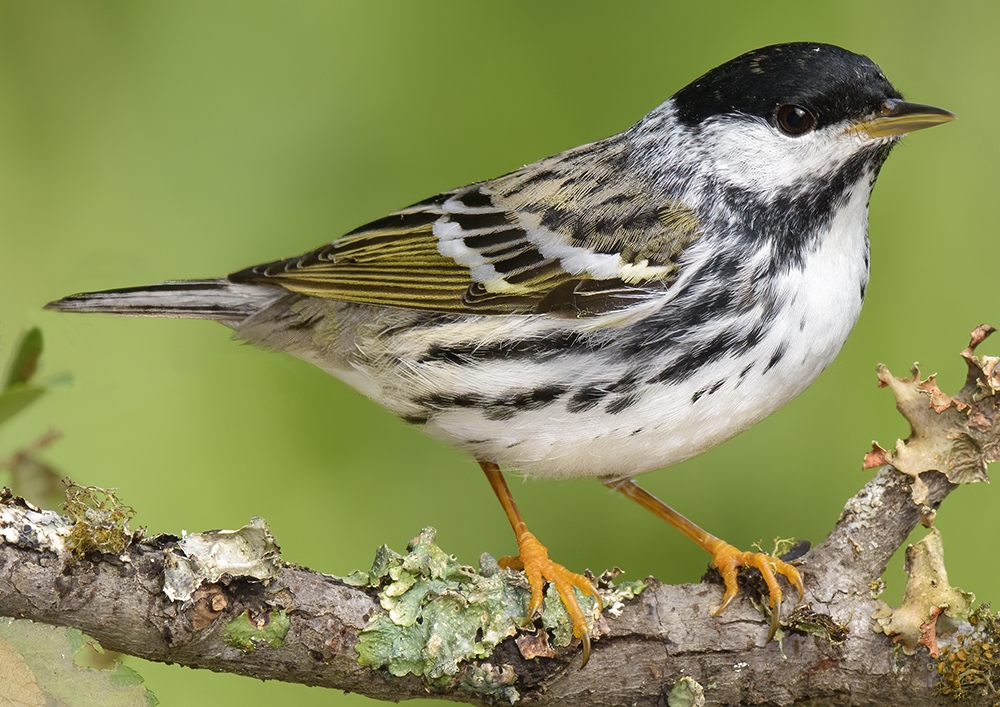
(48, 42, 954, 666)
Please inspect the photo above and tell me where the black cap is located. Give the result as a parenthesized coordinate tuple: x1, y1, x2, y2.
(672, 43, 903, 130)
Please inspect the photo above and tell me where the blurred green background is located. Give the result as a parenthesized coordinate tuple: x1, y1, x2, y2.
(0, 1, 996, 704)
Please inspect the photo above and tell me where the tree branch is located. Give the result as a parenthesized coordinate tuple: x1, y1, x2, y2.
(0, 467, 973, 706)
(2, 327, 998, 706)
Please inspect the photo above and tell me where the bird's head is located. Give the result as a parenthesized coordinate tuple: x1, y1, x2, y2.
(663, 42, 954, 195)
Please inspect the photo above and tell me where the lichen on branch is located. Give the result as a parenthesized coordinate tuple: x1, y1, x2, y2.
(865, 324, 998, 507)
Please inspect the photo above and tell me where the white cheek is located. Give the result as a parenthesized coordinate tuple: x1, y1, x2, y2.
(700, 118, 864, 193)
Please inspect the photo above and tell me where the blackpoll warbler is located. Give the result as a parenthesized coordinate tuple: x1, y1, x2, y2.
(49, 43, 954, 665)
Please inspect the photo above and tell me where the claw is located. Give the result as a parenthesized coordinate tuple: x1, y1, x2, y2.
(498, 532, 602, 665)
(767, 598, 781, 643)
(708, 540, 803, 642)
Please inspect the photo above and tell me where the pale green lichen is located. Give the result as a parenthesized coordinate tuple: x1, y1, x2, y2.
(353, 528, 532, 684)
(223, 609, 290, 651)
(352, 528, 643, 698)
(460, 662, 519, 703)
(668, 675, 705, 707)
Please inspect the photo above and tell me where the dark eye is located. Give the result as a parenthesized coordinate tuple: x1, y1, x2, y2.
(775, 104, 816, 136)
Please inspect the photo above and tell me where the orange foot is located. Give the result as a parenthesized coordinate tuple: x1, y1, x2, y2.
(604, 478, 804, 641)
(707, 538, 804, 641)
(499, 529, 603, 666)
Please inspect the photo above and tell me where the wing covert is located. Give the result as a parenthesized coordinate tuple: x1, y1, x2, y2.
(229, 136, 701, 317)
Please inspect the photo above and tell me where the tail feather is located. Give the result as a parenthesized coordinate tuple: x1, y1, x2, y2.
(45, 279, 280, 321)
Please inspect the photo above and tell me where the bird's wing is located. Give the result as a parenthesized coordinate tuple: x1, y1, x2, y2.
(229, 135, 700, 317)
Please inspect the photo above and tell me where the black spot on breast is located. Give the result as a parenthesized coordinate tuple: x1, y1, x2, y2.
(742, 324, 764, 352)
(691, 380, 724, 404)
(453, 393, 487, 407)
(418, 392, 486, 409)
(714, 149, 884, 277)
(414, 379, 580, 424)
(799, 316, 806, 332)
(734, 363, 754, 390)
(620, 269, 739, 359)
(613, 371, 640, 394)
(648, 330, 740, 385)
(485, 407, 517, 421)
(419, 347, 465, 365)
(518, 385, 568, 408)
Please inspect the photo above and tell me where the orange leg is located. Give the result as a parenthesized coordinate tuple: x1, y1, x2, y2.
(603, 477, 803, 641)
(481, 461, 603, 666)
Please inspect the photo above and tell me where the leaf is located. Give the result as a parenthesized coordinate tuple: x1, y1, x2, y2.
(3, 328, 43, 390)
(0, 618, 157, 707)
(0, 385, 46, 429)
(0, 327, 48, 429)
(0, 634, 46, 707)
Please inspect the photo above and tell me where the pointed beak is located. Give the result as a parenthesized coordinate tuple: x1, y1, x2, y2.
(853, 99, 956, 139)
